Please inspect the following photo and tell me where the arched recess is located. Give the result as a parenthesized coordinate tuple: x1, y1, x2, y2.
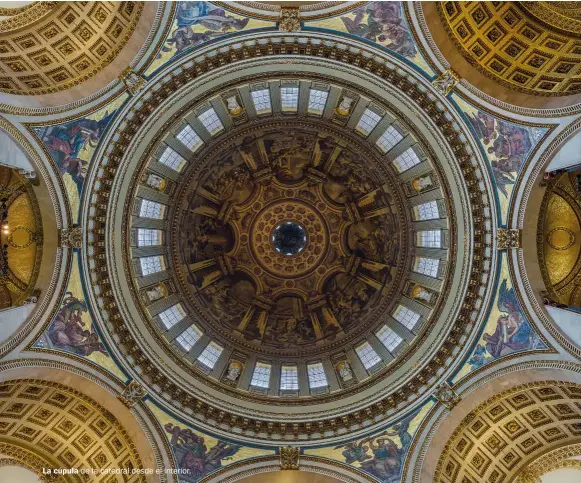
(0, 2, 164, 110)
(418, 2, 581, 110)
(199, 455, 375, 483)
(407, 362, 581, 483)
(0, 360, 172, 483)
(0, 121, 68, 356)
(515, 117, 581, 357)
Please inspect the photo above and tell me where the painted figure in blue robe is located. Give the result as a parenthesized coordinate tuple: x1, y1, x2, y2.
(483, 280, 536, 358)
(340, 2, 417, 58)
(43, 111, 114, 190)
(468, 111, 533, 196)
(164, 2, 249, 56)
(468, 344, 491, 371)
(338, 412, 415, 482)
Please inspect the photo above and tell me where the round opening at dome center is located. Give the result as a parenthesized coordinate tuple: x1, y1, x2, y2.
(272, 221, 307, 256)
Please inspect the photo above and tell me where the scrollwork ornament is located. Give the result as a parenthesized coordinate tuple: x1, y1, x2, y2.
(119, 67, 146, 96)
(58, 227, 82, 249)
(279, 7, 301, 32)
(432, 68, 459, 96)
(280, 446, 300, 470)
(497, 228, 521, 250)
(434, 382, 461, 410)
(119, 380, 147, 407)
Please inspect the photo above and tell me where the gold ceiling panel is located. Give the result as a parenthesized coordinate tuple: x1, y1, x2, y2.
(438, 1, 581, 96)
(0, 1, 143, 95)
(0, 379, 145, 482)
(434, 381, 581, 483)
(0, 167, 42, 308)
(538, 172, 581, 307)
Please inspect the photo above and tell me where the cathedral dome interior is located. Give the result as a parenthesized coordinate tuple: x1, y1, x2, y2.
(1, 1, 581, 483)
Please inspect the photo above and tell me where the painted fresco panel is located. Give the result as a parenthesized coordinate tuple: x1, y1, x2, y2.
(146, 2, 275, 75)
(305, 402, 433, 483)
(148, 402, 274, 482)
(453, 96, 547, 225)
(304, 2, 434, 76)
(33, 95, 127, 222)
(454, 252, 546, 382)
(33, 252, 124, 379)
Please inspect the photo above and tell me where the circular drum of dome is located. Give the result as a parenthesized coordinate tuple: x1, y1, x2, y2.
(82, 31, 497, 445)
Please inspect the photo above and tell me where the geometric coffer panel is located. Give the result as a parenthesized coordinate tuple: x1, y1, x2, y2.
(0, 2, 143, 95)
(434, 381, 581, 483)
(438, 2, 581, 96)
(0, 379, 145, 482)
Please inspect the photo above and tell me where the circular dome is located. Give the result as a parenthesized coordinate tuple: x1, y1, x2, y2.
(83, 32, 495, 444)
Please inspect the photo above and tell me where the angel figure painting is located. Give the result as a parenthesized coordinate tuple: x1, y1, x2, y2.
(165, 423, 240, 481)
(162, 2, 251, 57)
(339, 2, 417, 58)
(47, 292, 107, 357)
(334, 412, 415, 482)
(468, 280, 544, 372)
(38, 111, 115, 193)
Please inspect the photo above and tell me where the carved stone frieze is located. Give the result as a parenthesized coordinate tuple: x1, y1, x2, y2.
(119, 380, 147, 407)
(280, 446, 300, 470)
(433, 382, 461, 410)
(432, 68, 459, 96)
(497, 228, 521, 250)
(58, 226, 82, 249)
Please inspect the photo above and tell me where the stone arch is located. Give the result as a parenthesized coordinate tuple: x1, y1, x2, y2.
(0, 360, 173, 483)
(407, 361, 581, 483)
(199, 455, 375, 482)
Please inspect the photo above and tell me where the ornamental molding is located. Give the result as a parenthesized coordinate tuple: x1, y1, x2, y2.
(433, 381, 461, 410)
(198, 454, 374, 482)
(119, 380, 148, 408)
(432, 68, 459, 96)
(497, 228, 522, 250)
(279, 7, 301, 32)
(58, 226, 82, 249)
(280, 446, 300, 470)
(81, 31, 496, 444)
(407, 359, 581, 483)
(0, 116, 70, 360)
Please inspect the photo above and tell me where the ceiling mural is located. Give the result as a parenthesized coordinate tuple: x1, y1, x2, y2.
(145, 2, 276, 75)
(0, 1, 579, 483)
(148, 402, 275, 482)
(452, 95, 548, 226)
(32, 252, 124, 380)
(453, 252, 548, 383)
(176, 124, 405, 355)
(303, 1, 435, 76)
(305, 401, 433, 483)
(31, 94, 128, 222)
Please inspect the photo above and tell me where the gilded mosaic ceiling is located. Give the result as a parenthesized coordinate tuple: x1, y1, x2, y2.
(438, 1, 581, 96)
(0, 1, 143, 95)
